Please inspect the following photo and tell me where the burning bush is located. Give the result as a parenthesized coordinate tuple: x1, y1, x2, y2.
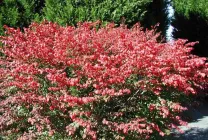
(0, 21, 207, 139)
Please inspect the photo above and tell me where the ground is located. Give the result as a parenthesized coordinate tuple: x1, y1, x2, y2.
(172, 99, 208, 140)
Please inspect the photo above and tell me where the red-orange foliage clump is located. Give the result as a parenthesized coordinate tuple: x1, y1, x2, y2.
(0, 21, 207, 139)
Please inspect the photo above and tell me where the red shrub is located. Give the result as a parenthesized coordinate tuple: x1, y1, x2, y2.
(0, 21, 207, 139)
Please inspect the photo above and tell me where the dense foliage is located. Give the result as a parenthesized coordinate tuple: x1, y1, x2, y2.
(43, 0, 151, 27)
(0, 0, 44, 35)
(0, 0, 152, 35)
(0, 21, 208, 139)
(172, 0, 208, 20)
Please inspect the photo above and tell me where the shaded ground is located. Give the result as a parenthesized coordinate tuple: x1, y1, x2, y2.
(171, 99, 208, 140)
(173, 128, 208, 140)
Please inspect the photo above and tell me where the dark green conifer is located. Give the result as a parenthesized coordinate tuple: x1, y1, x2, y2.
(0, 0, 44, 35)
(43, 0, 152, 27)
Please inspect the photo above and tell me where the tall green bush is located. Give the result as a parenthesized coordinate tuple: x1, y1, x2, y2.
(0, 0, 153, 34)
(0, 0, 44, 35)
(43, 0, 152, 26)
(0, 0, 19, 34)
(172, 0, 208, 20)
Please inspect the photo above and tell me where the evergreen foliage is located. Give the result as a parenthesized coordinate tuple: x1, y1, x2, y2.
(0, 0, 154, 34)
(0, 0, 19, 34)
(172, 0, 208, 20)
(42, 0, 152, 26)
(0, 0, 44, 35)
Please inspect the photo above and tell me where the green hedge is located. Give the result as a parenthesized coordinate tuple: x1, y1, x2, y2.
(0, 0, 152, 35)
(0, 0, 44, 35)
(43, 0, 152, 26)
(172, 0, 208, 20)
